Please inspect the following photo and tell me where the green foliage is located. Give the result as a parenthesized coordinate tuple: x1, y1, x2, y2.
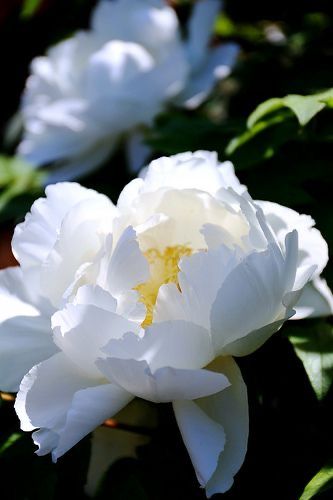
(21, 0, 43, 18)
(226, 88, 333, 167)
(145, 111, 242, 158)
(0, 156, 44, 221)
(0, 432, 23, 455)
(300, 461, 333, 499)
(287, 322, 333, 400)
(95, 459, 150, 500)
(247, 90, 333, 128)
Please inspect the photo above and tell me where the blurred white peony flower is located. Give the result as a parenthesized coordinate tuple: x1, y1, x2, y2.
(0, 151, 329, 496)
(17, 0, 239, 182)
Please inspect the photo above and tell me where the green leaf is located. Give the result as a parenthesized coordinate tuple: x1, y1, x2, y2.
(95, 458, 150, 499)
(0, 156, 45, 214)
(248, 89, 333, 128)
(227, 111, 290, 156)
(288, 322, 333, 400)
(21, 0, 43, 18)
(0, 433, 23, 455)
(282, 94, 326, 126)
(226, 112, 299, 169)
(246, 98, 287, 128)
(300, 461, 333, 499)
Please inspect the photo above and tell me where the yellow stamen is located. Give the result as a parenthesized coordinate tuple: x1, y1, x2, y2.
(134, 245, 192, 328)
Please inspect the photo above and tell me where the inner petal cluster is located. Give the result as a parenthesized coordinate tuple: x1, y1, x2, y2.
(135, 245, 192, 327)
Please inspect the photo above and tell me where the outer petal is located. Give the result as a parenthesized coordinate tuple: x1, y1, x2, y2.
(210, 233, 301, 356)
(125, 130, 152, 173)
(220, 318, 292, 357)
(12, 182, 106, 272)
(293, 277, 333, 319)
(44, 139, 116, 183)
(52, 384, 132, 460)
(52, 301, 140, 379)
(180, 44, 239, 110)
(257, 201, 332, 319)
(40, 194, 115, 306)
(173, 357, 248, 495)
(15, 352, 96, 432)
(15, 352, 131, 459)
(0, 267, 55, 392)
(91, 0, 180, 59)
(200, 357, 249, 496)
(257, 201, 328, 276)
(97, 357, 229, 403)
(173, 399, 225, 487)
(186, 0, 221, 69)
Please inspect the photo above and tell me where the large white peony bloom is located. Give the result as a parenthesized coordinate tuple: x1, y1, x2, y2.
(0, 151, 330, 496)
(18, 0, 239, 182)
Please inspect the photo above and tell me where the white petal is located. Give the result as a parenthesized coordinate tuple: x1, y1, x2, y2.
(186, 0, 221, 70)
(125, 130, 152, 173)
(293, 277, 333, 319)
(44, 139, 116, 183)
(52, 302, 140, 379)
(12, 182, 103, 271)
(221, 317, 291, 357)
(15, 352, 95, 432)
(96, 226, 149, 297)
(19, 99, 105, 167)
(117, 178, 145, 212)
(0, 266, 47, 319)
(40, 194, 115, 306)
(154, 245, 240, 330)
(0, 267, 55, 392)
(200, 357, 249, 496)
(136, 188, 248, 252)
(180, 44, 239, 110)
(74, 285, 117, 313)
(52, 384, 132, 460)
(102, 320, 214, 371)
(135, 151, 243, 196)
(97, 357, 229, 403)
(282, 263, 317, 312)
(217, 160, 246, 194)
(173, 399, 226, 487)
(210, 236, 299, 356)
(91, 0, 179, 59)
(257, 200, 329, 277)
(15, 352, 131, 459)
(0, 315, 56, 393)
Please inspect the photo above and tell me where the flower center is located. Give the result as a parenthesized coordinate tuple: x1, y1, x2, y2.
(134, 245, 192, 328)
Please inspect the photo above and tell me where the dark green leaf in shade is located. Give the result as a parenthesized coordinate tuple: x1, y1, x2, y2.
(288, 322, 333, 400)
(0, 432, 23, 455)
(21, 0, 43, 18)
(94, 458, 150, 500)
(226, 112, 299, 169)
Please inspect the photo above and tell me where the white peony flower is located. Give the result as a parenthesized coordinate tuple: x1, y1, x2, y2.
(0, 151, 329, 496)
(18, 0, 239, 182)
